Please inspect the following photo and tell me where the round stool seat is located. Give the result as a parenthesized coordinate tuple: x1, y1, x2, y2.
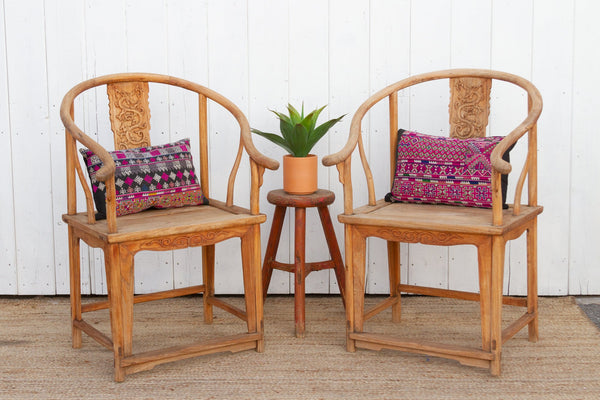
(267, 189, 335, 208)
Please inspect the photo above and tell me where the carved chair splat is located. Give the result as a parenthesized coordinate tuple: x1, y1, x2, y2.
(61, 73, 278, 381)
(323, 69, 543, 375)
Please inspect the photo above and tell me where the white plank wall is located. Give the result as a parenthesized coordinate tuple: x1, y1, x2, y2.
(0, 0, 17, 295)
(570, 0, 600, 295)
(250, 0, 290, 295)
(447, 0, 492, 294)
(0, 0, 598, 296)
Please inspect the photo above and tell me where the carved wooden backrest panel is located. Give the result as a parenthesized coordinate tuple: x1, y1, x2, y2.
(449, 77, 491, 139)
(107, 82, 151, 149)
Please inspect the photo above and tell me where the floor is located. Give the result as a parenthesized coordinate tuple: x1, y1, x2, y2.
(2, 295, 599, 399)
(576, 296, 600, 329)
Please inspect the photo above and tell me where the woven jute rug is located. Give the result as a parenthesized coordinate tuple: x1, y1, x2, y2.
(1, 295, 599, 400)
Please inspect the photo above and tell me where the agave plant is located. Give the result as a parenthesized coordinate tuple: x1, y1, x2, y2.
(251, 104, 344, 157)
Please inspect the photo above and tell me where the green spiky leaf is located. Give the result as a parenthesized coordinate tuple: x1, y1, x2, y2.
(286, 104, 303, 125)
(300, 105, 326, 136)
(289, 123, 309, 157)
(307, 114, 345, 150)
(251, 103, 344, 157)
(251, 128, 295, 154)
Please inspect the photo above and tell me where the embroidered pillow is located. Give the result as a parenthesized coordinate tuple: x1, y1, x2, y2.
(386, 129, 511, 209)
(80, 138, 208, 219)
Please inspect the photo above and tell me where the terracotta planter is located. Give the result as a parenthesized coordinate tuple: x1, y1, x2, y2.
(283, 154, 318, 195)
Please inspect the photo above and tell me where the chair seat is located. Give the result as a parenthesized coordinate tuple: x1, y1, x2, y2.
(63, 200, 266, 244)
(339, 199, 543, 236)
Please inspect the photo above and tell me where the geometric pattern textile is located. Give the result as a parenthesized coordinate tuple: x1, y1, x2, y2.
(387, 130, 507, 208)
(79, 138, 208, 219)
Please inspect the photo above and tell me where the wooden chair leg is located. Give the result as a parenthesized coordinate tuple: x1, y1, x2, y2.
(105, 244, 126, 382)
(241, 228, 258, 336)
(352, 228, 367, 334)
(251, 224, 265, 352)
(490, 236, 506, 376)
(317, 205, 346, 307)
(527, 219, 539, 342)
(203, 244, 215, 324)
(477, 240, 493, 351)
(262, 205, 286, 301)
(345, 225, 356, 352)
(68, 227, 82, 349)
(119, 247, 135, 359)
(387, 241, 401, 322)
(294, 207, 306, 338)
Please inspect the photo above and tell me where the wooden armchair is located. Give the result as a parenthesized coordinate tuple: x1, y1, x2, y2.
(60, 73, 278, 381)
(323, 69, 543, 375)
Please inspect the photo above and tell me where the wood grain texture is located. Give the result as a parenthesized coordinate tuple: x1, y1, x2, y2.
(106, 82, 151, 149)
(449, 77, 491, 139)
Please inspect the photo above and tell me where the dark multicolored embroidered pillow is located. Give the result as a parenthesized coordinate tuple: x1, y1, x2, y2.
(80, 138, 208, 219)
(386, 129, 511, 208)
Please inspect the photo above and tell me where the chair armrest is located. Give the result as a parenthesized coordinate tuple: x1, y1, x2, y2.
(322, 110, 364, 168)
(241, 128, 279, 171)
(323, 100, 375, 214)
(60, 88, 116, 182)
(490, 105, 542, 175)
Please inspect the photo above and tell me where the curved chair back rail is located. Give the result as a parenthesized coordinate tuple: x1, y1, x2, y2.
(322, 68, 543, 226)
(61, 72, 279, 233)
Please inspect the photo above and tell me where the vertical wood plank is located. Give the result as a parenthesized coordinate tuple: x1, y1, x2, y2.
(165, 0, 209, 290)
(45, 0, 87, 294)
(289, 0, 331, 295)
(450, 0, 492, 68)
(249, 0, 290, 294)
(83, 0, 128, 294)
(207, 0, 250, 294)
(0, 0, 17, 294)
(569, 0, 600, 294)
(124, 0, 173, 294)
(407, 0, 451, 290)
(4, 0, 55, 294)
(329, 0, 370, 294)
(529, 0, 573, 296)
(491, 0, 533, 295)
(448, 0, 492, 293)
(367, 0, 411, 294)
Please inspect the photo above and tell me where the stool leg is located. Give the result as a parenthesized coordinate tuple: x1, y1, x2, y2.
(262, 205, 287, 301)
(317, 205, 346, 307)
(294, 207, 306, 338)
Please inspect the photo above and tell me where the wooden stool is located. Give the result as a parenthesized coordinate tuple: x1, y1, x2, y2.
(262, 189, 346, 337)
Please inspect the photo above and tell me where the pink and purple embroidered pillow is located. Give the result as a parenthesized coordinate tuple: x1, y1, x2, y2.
(386, 130, 510, 208)
(80, 138, 208, 219)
